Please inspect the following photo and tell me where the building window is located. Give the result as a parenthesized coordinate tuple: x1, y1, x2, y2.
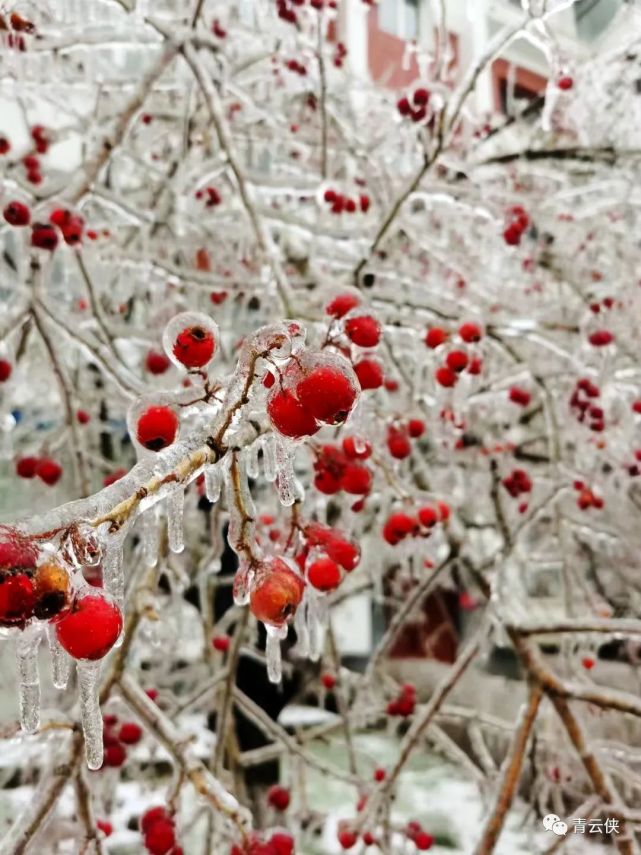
(378, 0, 419, 41)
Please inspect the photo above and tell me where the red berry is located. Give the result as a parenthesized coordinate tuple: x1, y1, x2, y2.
(0, 359, 11, 382)
(212, 635, 230, 652)
(338, 828, 358, 850)
(31, 223, 59, 251)
(145, 351, 171, 375)
(387, 429, 411, 460)
(468, 357, 483, 375)
(373, 767, 386, 781)
(425, 327, 448, 349)
(418, 505, 438, 528)
(383, 512, 417, 545)
(267, 784, 291, 811)
(16, 456, 39, 478)
(342, 436, 372, 460)
(446, 350, 469, 373)
(35, 458, 62, 485)
(413, 87, 430, 105)
(118, 722, 143, 744)
(97, 820, 113, 837)
(345, 315, 381, 348)
(136, 406, 179, 452)
(459, 322, 482, 343)
(249, 558, 305, 627)
(296, 364, 357, 424)
(3, 201, 30, 226)
(359, 194, 370, 212)
(503, 222, 522, 246)
(0, 573, 36, 627)
(326, 293, 360, 319)
(0, 137, 10, 155)
(437, 500, 451, 521)
(345, 198, 357, 213)
(76, 409, 91, 424)
(397, 97, 411, 116)
(582, 656, 595, 670)
(172, 325, 215, 368)
(557, 75, 573, 90)
(408, 419, 425, 438)
(588, 330, 614, 347)
(435, 366, 457, 387)
(414, 831, 434, 850)
(363, 831, 376, 846)
(308, 557, 342, 591)
(104, 742, 127, 767)
(270, 831, 295, 855)
(354, 357, 383, 390)
(341, 463, 372, 495)
(55, 594, 123, 660)
(321, 673, 336, 689)
(509, 386, 531, 407)
(141, 807, 171, 834)
(144, 819, 176, 855)
(268, 389, 319, 438)
(326, 538, 360, 571)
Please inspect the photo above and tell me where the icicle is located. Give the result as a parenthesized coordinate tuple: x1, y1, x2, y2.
(294, 602, 310, 658)
(16, 628, 41, 734)
(265, 623, 287, 684)
(233, 560, 254, 606)
(77, 660, 103, 770)
(167, 488, 185, 554)
(245, 441, 260, 480)
(275, 438, 296, 507)
(47, 624, 70, 690)
(307, 594, 325, 662)
(262, 434, 277, 482)
(101, 527, 127, 609)
(205, 463, 222, 503)
(141, 507, 160, 568)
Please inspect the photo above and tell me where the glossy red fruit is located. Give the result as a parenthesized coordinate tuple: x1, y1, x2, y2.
(383, 512, 417, 545)
(16, 456, 39, 478)
(268, 389, 319, 438)
(509, 386, 531, 406)
(588, 330, 613, 347)
(582, 656, 595, 670)
(0, 573, 36, 626)
(321, 673, 336, 689)
(342, 436, 372, 460)
(373, 767, 386, 782)
(418, 505, 438, 528)
(141, 807, 172, 834)
(0, 137, 10, 155)
(144, 819, 176, 855)
(269, 831, 295, 855)
(104, 742, 127, 767)
(459, 322, 482, 343)
(557, 75, 573, 90)
(326, 293, 360, 318)
(414, 831, 434, 850)
(503, 222, 522, 246)
(387, 429, 411, 459)
(76, 409, 91, 424)
(31, 223, 59, 251)
(446, 350, 469, 373)
(296, 365, 357, 424)
(97, 820, 113, 837)
(55, 594, 123, 660)
(354, 357, 383, 390)
(345, 315, 381, 348)
(32, 561, 71, 620)
(308, 557, 341, 591)
(212, 635, 230, 652)
(119, 722, 143, 744)
(3, 201, 30, 226)
(172, 325, 215, 368)
(136, 406, 179, 452)
(425, 327, 448, 349)
(338, 828, 358, 850)
(327, 538, 360, 571)
(35, 458, 62, 485)
(341, 463, 372, 495)
(146, 351, 171, 374)
(0, 359, 11, 382)
(408, 419, 425, 438)
(435, 366, 457, 388)
(249, 559, 305, 627)
(267, 784, 291, 811)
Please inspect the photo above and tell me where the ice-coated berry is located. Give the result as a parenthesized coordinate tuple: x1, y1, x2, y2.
(172, 325, 215, 368)
(249, 558, 305, 627)
(267, 389, 319, 438)
(307, 557, 342, 591)
(136, 406, 179, 452)
(296, 364, 357, 424)
(55, 593, 123, 660)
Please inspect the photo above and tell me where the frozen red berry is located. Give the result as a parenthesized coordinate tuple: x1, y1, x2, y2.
(418, 505, 438, 528)
(136, 406, 179, 452)
(425, 327, 448, 349)
(144, 819, 176, 855)
(267, 784, 291, 811)
(268, 389, 319, 438)
(435, 366, 457, 387)
(342, 436, 372, 460)
(296, 364, 357, 424)
(354, 357, 384, 390)
(141, 807, 172, 835)
(55, 593, 123, 660)
(31, 223, 59, 251)
(16, 456, 39, 479)
(588, 330, 614, 347)
(35, 458, 63, 486)
(97, 820, 113, 837)
(338, 828, 358, 850)
(341, 463, 372, 495)
(3, 201, 30, 227)
(104, 742, 127, 767)
(0, 359, 11, 382)
(446, 350, 469, 373)
(509, 386, 531, 407)
(249, 558, 305, 627)
(212, 635, 230, 652)
(0, 573, 36, 627)
(582, 656, 595, 670)
(76, 409, 91, 424)
(408, 418, 425, 438)
(459, 322, 482, 343)
(383, 512, 417, 545)
(321, 673, 336, 689)
(172, 325, 215, 369)
(145, 351, 171, 375)
(387, 428, 411, 459)
(345, 315, 381, 348)
(557, 75, 573, 90)
(0, 137, 10, 155)
(269, 831, 295, 855)
(308, 557, 341, 591)
(118, 722, 143, 744)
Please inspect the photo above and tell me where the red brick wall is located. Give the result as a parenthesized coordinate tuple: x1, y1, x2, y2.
(492, 58, 547, 112)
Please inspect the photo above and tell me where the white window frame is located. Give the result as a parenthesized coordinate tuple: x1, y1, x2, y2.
(378, 0, 419, 41)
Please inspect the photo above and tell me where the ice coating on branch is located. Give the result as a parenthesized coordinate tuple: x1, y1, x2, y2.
(233, 559, 254, 607)
(77, 660, 103, 770)
(47, 624, 70, 690)
(167, 488, 185, 554)
(224, 455, 257, 559)
(60, 522, 101, 569)
(16, 627, 41, 733)
(204, 463, 222, 503)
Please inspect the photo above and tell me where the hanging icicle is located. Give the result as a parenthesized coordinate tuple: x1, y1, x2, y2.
(77, 660, 103, 770)
(47, 624, 71, 690)
(274, 438, 297, 507)
(265, 623, 288, 684)
(16, 626, 42, 734)
(205, 462, 222, 503)
(167, 488, 185, 554)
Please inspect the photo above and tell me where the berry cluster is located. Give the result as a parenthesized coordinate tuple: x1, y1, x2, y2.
(313, 442, 372, 498)
(397, 87, 430, 123)
(195, 186, 222, 207)
(297, 521, 360, 592)
(102, 713, 143, 768)
(285, 58, 307, 75)
(16, 455, 63, 485)
(267, 784, 291, 811)
(425, 322, 483, 387)
(386, 418, 425, 459)
(589, 296, 616, 314)
(140, 806, 183, 855)
(574, 481, 604, 511)
(382, 502, 450, 546)
(503, 205, 530, 246)
(50, 207, 85, 245)
(569, 377, 603, 431)
(333, 41, 347, 68)
(230, 830, 294, 855)
(502, 468, 532, 500)
(405, 821, 435, 850)
(322, 189, 370, 215)
(386, 682, 416, 717)
(0, 533, 70, 627)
